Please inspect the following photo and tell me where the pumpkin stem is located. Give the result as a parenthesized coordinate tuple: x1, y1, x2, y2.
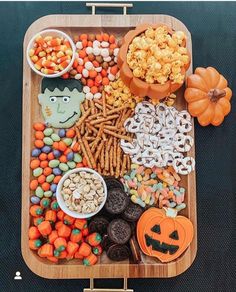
(208, 88, 226, 102)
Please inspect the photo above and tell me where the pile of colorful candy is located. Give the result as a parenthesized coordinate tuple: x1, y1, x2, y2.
(121, 164, 186, 211)
(29, 207, 102, 265)
(29, 34, 73, 75)
(30, 123, 87, 203)
(65, 33, 120, 99)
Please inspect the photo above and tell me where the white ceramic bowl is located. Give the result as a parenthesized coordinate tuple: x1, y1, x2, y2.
(26, 29, 76, 78)
(56, 168, 107, 219)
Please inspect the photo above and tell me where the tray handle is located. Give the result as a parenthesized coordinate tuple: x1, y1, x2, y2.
(84, 278, 134, 292)
(86, 2, 133, 15)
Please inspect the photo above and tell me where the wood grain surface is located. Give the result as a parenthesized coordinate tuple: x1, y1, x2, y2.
(22, 14, 197, 279)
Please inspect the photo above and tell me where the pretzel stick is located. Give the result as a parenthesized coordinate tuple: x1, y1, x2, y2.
(118, 109, 133, 128)
(81, 122, 85, 135)
(121, 155, 127, 177)
(94, 99, 113, 110)
(76, 130, 93, 168)
(88, 104, 130, 121)
(113, 137, 117, 167)
(84, 99, 89, 110)
(80, 103, 85, 114)
(97, 163, 101, 174)
(115, 146, 121, 178)
(94, 103, 103, 111)
(103, 129, 132, 142)
(100, 142, 105, 169)
(76, 108, 91, 128)
(86, 123, 98, 134)
(85, 136, 96, 141)
(82, 137, 96, 169)
(102, 133, 107, 141)
(90, 114, 119, 125)
(107, 137, 113, 151)
(102, 91, 107, 117)
(104, 125, 125, 131)
(110, 145, 114, 176)
(116, 109, 126, 127)
(105, 141, 109, 171)
(91, 124, 104, 153)
(90, 99, 96, 115)
(94, 140, 105, 163)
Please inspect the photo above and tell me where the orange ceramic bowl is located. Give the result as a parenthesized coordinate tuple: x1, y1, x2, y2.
(117, 23, 191, 103)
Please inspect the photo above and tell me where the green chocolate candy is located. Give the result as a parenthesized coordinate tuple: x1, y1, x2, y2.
(59, 163, 69, 172)
(73, 153, 82, 163)
(63, 138, 72, 146)
(44, 191, 53, 198)
(51, 133, 60, 142)
(49, 159, 60, 168)
(33, 167, 43, 177)
(43, 137, 53, 146)
(67, 161, 76, 169)
(35, 186, 44, 198)
(43, 128, 54, 136)
(46, 174, 55, 183)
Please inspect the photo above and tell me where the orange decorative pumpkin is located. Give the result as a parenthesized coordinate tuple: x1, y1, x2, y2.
(117, 23, 191, 103)
(184, 67, 232, 126)
(137, 208, 194, 263)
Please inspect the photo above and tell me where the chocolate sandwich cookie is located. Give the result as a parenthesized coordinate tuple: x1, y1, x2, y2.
(129, 235, 141, 263)
(107, 244, 130, 261)
(104, 176, 125, 191)
(88, 216, 109, 235)
(101, 234, 114, 251)
(105, 188, 129, 215)
(108, 219, 132, 244)
(122, 201, 144, 222)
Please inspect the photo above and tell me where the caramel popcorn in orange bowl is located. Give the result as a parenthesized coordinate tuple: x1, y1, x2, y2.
(117, 24, 191, 103)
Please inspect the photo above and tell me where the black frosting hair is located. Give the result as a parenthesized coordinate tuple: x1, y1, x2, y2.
(41, 77, 83, 93)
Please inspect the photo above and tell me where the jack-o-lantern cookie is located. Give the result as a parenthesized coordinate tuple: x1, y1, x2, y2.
(38, 78, 85, 128)
(137, 208, 194, 263)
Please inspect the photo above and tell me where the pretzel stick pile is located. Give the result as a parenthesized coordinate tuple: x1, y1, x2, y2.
(75, 94, 133, 177)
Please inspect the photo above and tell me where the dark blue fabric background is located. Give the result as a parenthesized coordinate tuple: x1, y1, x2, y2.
(0, 1, 235, 291)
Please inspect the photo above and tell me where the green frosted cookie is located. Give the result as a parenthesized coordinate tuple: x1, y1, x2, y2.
(38, 78, 85, 128)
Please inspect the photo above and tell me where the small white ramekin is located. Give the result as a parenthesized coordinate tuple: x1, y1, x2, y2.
(56, 168, 107, 219)
(26, 29, 76, 78)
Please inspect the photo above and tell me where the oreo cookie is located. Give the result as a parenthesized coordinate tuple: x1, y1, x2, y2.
(88, 216, 109, 235)
(108, 219, 132, 244)
(122, 201, 144, 222)
(107, 244, 130, 261)
(101, 234, 114, 251)
(105, 188, 129, 215)
(104, 176, 124, 191)
(129, 235, 141, 263)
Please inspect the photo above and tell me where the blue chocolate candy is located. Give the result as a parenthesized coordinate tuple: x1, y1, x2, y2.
(53, 167, 62, 176)
(67, 152, 74, 161)
(53, 149, 61, 158)
(31, 148, 41, 157)
(58, 129, 66, 138)
(50, 183, 57, 193)
(41, 146, 51, 153)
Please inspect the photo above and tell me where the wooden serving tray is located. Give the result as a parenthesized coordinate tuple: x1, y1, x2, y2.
(22, 14, 197, 279)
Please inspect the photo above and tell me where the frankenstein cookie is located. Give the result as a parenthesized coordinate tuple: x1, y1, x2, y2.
(88, 216, 109, 235)
(107, 244, 130, 261)
(122, 201, 144, 222)
(108, 219, 132, 244)
(105, 188, 129, 215)
(104, 176, 125, 191)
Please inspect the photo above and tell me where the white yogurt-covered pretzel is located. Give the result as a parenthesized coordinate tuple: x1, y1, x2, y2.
(120, 101, 195, 174)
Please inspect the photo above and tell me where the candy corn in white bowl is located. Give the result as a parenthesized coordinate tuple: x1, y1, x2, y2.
(26, 29, 76, 78)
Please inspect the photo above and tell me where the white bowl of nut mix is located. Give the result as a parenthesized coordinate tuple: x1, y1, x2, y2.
(56, 168, 107, 219)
